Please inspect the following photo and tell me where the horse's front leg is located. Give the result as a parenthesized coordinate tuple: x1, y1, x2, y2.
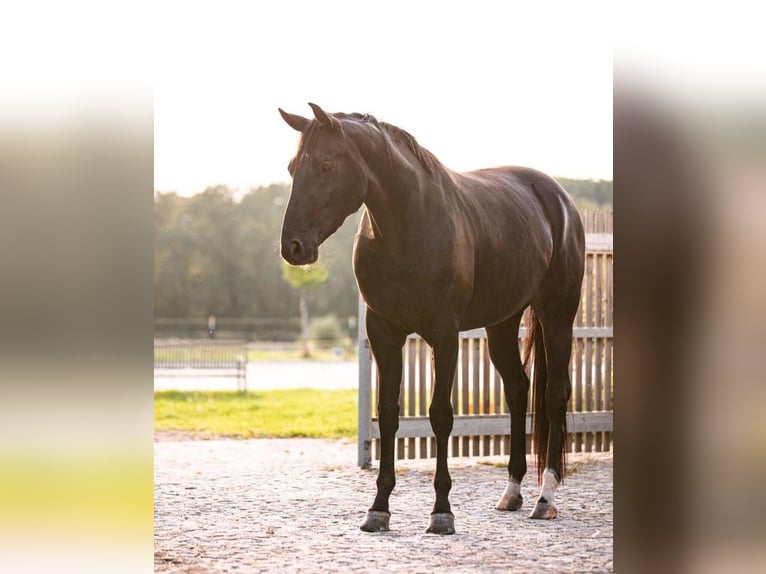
(360, 310, 406, 532)
(426, 329, 459, 534)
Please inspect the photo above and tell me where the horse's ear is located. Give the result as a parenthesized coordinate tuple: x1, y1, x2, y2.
(308, 102, 339, 131)
(279, 108, 310, 132)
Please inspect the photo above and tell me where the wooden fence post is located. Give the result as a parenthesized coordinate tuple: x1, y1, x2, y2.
(357, 296, 373, 467)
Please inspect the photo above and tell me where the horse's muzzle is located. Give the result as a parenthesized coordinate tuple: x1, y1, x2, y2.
(281, 236, 318, 265)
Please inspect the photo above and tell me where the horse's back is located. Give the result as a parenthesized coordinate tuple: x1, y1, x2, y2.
(453, 166, 585, 328)
(487, 166, 586, 312)
(461, 165, 584, 260)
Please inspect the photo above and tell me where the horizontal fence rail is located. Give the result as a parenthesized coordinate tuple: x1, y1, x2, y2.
(370, 412, 614, 440)
(154, 341, 249, 391)
(154, 318, 302, 342)
(358, 219, 613, 467)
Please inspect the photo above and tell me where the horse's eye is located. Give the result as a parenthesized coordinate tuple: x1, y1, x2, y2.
(321, 161, 334, 173)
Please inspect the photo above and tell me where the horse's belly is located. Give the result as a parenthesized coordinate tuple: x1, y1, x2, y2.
(354, 229, 550, 334)
(458, 288, 530, 331)
(357, 263, 538, 334)
(458, 254, 548, 330)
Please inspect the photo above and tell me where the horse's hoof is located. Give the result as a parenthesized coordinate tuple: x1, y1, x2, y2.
(360, 510, 391, 532)
(495, 493, 523, 511)
(495, 479, 523, 511)
(528, 500, 558, 519)
(426, 512, 455, 535)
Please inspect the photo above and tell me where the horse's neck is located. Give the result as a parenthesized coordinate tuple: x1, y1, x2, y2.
(359, 133, 452, 243)
(363, 167, 438, 246)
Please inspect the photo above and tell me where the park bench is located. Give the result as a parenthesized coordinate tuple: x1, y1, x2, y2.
(154, 340, 248, 391)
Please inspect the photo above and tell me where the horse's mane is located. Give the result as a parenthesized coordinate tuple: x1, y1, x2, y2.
(337, 112, 442, 175)
(292, 111, 442, 176)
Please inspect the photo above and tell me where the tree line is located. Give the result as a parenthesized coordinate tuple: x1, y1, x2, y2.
(154, 178, 611, 339)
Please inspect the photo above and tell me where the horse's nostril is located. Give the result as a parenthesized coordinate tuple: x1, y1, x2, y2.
(287, 239, 303, 260)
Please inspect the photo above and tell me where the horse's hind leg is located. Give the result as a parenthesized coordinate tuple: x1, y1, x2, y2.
(486, 311, 529, 511)
(530, 308, 577, 520)
(360, 309, 406, 532)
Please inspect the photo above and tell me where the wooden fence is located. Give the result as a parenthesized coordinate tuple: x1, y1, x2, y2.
(357, 210, 613, 467)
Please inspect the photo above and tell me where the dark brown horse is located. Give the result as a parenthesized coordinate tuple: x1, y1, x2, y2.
(278, 103, 585, 534)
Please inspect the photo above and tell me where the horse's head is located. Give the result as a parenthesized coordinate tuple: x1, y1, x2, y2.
(278, 103, 367, 265)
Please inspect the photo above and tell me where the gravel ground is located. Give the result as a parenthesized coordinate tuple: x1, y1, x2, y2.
(154, 437, 612, 573)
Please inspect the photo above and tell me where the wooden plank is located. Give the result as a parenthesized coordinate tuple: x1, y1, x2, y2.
(573, 327, 614, 338)
(594, 253, 604, 452)
(573, 284, 584, 453)
(407, 339, 416, 459)
(482, 338, 491, 455)
(584, 253, 594, 452)
(432, 346, 439, 458)
(604, 252, 613, 451)
(357, 297, 373, 467)
(461, 338, 470, 456)
(584, 233, 613, 252)
(374, 412, 613, 440)
(396, 345, 407, 459)
(572, 338, 582, 453)
(472, 338, 480, 455)
(451, 342, 459, 457)
(482, 337, 490, 415)
(418, 338, 428, 458)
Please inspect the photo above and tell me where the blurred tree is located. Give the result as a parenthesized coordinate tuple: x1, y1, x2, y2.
(236, 184, 293, 319)
(154, 191, 195, 317)
(153, 178, 610, 338)
(184, 186, 241, 317)
(555, 178, 613, 210)
(282, 261, 329, 357)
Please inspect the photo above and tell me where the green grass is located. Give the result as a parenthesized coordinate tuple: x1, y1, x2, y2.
(154, 389, 358, 439)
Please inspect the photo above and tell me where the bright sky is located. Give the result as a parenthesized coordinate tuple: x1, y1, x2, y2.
(154, 2, 613, 195)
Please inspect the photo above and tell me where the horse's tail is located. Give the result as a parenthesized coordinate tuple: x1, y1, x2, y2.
(523, 308, 565, 484)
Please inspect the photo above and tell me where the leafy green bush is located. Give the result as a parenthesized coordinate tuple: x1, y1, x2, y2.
(308, 315, 349, 347)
